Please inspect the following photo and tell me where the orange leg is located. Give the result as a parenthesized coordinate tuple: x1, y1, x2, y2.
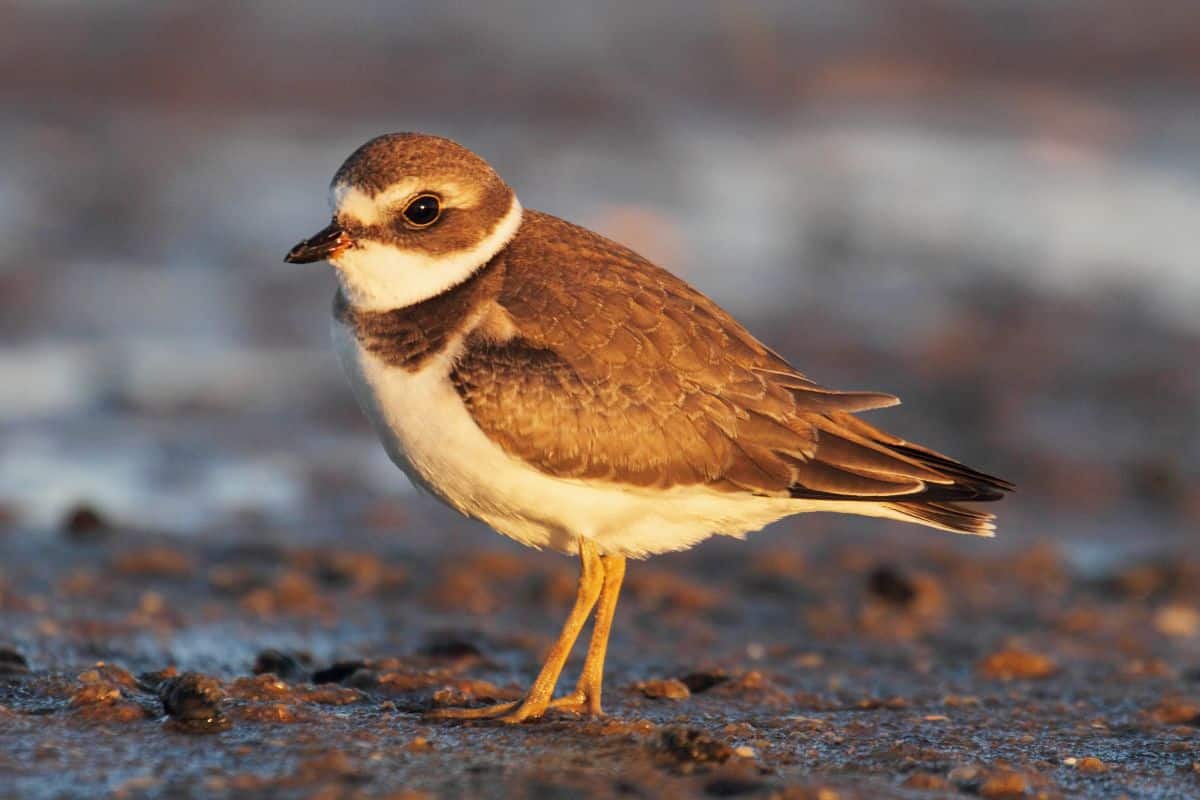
(428, 539, 605, 723)
(549, 553, 626, 716)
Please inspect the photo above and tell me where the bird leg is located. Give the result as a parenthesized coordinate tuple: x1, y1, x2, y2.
(548, 553, 626, 716)
(427, 538, 604, 723)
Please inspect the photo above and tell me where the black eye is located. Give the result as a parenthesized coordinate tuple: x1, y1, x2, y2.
(402, 194, 441, 227)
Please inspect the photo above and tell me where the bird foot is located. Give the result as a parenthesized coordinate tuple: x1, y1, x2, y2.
(426, 690, 602, 724)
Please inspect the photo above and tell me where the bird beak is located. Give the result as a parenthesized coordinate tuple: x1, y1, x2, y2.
(284, 221, 350, 264)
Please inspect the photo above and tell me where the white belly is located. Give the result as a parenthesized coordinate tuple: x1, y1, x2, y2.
(330, 318, 830, 558)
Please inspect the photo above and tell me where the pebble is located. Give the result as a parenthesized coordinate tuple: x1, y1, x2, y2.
(866, 565, 916, 606)
(902, 772, 949, 790)
(656, 727, 735, 765)
(977, 648, 1059, 680)
(158, 672, 228, 730)
(113, 548, 192, 577)
(69, 665, 147, 722)
(947, 765, 980, 785)
(313, 660, 366, 685)
(1154, 605, 1200, 638)
(1077, 756, 1108, 773)
(228, 674, 292, 701)
(302, 685, 365, 706)
(635, 678, 691, 701)
(0, 646, 29, 676)
(61, 504, 111, 539)
(1150, 697, 1200, 726)
(978, 770, 1030, 799)
(252, 649, 308, 681)
(679, 670, 729, 693)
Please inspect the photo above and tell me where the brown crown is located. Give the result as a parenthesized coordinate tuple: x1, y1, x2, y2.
(331, 133, 516, 258)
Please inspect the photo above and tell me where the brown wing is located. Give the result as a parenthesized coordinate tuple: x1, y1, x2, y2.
(451, 211, 1012, 506)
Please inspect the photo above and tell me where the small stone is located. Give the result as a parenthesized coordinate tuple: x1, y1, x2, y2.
(430, 686, 471, 708)
(948, 765, 980, 786)
(978, 649, 1058, 680)
(61, 504, 111, 539)
(427, 679, 514, 710)
(158, 672, 227, 729)
(635, 678, 691, 701)
(1150, 697, 1200, 726)
(113, 548, 191, 577)
(867, 565, 916, 606)
(228, 673, 291, 701)
(729, 670, 769, 692)
(344, 668, 381, 691)
(302, 685, 364, 706)
(136, 667, 178, 692)
(979, 770, 1030, 799)
(679, 670, 729, 694)
(855, 695, 908, 710)
(231, 703, 304, 724)
(1077, 756, 1107, 773)
(902, 772, 949, 790)
(1154, 605, 1200, 638)
(72, 683, 121, 707)
(0, 646, 29, 677)
(312, 660, 366, 685)
(252, 649, 308, 681)
(656, 727, 735, 764)
(69, 666, 146, 721)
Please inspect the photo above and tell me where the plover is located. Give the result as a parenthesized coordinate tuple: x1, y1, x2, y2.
(285, 133, 1012, 723)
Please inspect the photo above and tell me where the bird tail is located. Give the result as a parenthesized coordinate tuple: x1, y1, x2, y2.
(883, 499, 1000, 536)
(785, 410, 1014, 536)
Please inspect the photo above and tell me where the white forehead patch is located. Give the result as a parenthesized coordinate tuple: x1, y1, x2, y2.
(332, 178, 484, 227)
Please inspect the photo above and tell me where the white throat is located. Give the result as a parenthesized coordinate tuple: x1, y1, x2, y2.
(331, 196, 522, 311)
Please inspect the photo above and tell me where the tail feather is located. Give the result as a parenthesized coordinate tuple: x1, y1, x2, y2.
(885, 500, 998, 536)
(786, 410, 1013, 536)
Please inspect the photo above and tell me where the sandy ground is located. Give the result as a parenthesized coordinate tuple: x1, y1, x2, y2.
(1, 500, 1198, 799)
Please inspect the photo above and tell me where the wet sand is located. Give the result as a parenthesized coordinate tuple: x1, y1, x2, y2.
(2, 507, 1198, 799)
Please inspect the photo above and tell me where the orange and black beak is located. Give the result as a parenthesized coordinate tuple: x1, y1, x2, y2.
(284, 222, 350, 264)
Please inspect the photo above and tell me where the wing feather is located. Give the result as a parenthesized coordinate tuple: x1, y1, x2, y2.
(448, 210, 1012, 516)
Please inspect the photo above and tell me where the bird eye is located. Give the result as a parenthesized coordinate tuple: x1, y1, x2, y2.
(402, 194, 441, 227)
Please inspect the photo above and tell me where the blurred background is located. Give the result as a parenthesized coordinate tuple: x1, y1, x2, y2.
(1, 0, 1197, 555)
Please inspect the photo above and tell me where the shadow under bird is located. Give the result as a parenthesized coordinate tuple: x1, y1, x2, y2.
(285, 133, 1013, 723)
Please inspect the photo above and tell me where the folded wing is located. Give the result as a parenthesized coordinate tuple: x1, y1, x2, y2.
(450, 211, 1012, 531)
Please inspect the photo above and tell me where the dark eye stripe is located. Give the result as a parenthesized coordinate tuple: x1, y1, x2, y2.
(403, 195, 441, 227)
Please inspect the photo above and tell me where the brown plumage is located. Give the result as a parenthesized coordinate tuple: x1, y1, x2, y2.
(337, 209, 1011, 533)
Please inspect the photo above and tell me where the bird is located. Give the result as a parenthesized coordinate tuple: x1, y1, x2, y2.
(285, 132, 1012, 724)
